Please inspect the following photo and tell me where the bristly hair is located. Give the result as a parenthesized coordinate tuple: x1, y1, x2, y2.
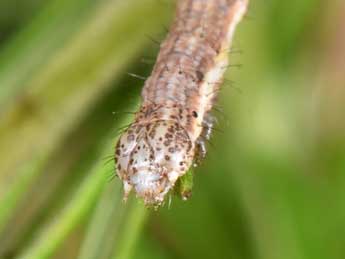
(115, 0, 248, 206)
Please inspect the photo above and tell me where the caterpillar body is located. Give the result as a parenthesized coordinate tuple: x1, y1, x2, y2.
(115, 0, 248, 206)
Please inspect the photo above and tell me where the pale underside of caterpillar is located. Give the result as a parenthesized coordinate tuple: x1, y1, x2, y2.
(115, 0, 248, 206)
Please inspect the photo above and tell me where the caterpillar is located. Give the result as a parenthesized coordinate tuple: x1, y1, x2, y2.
(115, 0, 248, 206)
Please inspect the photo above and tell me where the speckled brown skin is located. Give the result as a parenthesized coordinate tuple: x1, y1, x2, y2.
(142, 0, 248, 140)
(115, 0, 248, 206)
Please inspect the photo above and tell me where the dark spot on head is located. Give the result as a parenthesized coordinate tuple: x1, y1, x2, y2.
(159, 137, 163, 141)
(179, 161, 184, 166)
(149, 154, 154, 160)
(165, 155, 170, 161)
(192, 111, 198, 118)
(187, 142, 192, 152)
(168, 147, 175, 153)
(149, 129, 156, 138)
(165, 133, 173, 139)
(121, 144, 125, 148)
(196, 70, 204, 82)
(127, 134, 135, 142)
(129, 159, 134, 165)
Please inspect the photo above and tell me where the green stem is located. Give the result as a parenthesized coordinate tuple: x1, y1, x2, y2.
(113, 199, 148, 259)
(16, 149, 111, 259)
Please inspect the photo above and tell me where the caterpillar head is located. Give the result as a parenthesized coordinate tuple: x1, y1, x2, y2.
(115, 120, 194, 206)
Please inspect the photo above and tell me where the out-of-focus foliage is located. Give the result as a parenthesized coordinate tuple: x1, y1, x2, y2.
(0, 0, 344, 258)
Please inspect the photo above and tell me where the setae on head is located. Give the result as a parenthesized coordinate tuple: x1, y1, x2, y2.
(115, 120, 194, 206)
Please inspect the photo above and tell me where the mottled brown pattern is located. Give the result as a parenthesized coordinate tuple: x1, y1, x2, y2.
(115, 0, 248, 205)
(142, 0, 247, 138)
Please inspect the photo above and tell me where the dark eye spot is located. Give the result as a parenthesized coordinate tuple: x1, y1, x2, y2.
(192, 111, 198, 118)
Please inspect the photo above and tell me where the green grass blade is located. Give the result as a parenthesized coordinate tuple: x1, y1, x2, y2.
(15, 142, 112, 259)
(0, 156, 46, 232)
(112, 200, 148, 259)
(0, 0, 98, 107)
(77, 182, 125, 259)
(0, 0, 170, 232)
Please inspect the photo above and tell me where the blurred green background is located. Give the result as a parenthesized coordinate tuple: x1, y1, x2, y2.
(0, 0, 344, 258)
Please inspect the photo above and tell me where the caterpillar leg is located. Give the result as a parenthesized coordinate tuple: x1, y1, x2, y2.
(193, 113, 216, 166)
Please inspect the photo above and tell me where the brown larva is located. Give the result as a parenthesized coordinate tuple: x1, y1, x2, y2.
(115, 0, 248, 206)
